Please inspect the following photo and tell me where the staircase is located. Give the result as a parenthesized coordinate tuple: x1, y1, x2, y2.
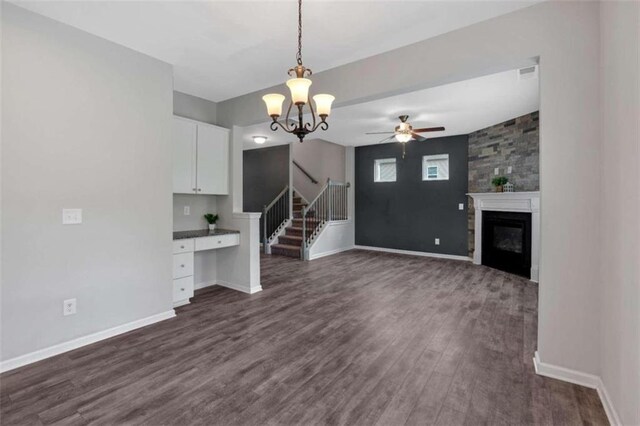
(271, 192, 320, 259)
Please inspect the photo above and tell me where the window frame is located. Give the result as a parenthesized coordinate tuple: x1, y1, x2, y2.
(422, 154, 450, 181)
(374, 158, 397, 183)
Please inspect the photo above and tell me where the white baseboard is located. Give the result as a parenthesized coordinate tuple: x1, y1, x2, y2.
(195, 280, 261, 294)
(533, 351, 600, 388)
(194, 280, 217, 290)
(309, 246, 354, 260)
(0, 310, 176, 373)
(216, 279, 262, 294)
(596, 377, 622, 426)
(533, 351, 621, 425)
(353, 245, 472, 262)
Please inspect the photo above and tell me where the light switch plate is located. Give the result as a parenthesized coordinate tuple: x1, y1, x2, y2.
(62, 209, 82, 225)
(458, 203, 464, 210)
(494, 167, 500, 175)
(184, 206, 190, 216)
(435, 238, 440, 245)
(507, 166, 513, 174)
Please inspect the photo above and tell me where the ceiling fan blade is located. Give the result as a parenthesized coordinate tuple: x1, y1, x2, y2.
(366, 131, 395, 135)
(377, 135, 396, 144)
(411, 132, 427, 142)
(412, 126, 446, 133)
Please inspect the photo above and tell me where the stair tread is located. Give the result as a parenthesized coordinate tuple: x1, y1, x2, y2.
(280, 235, 302, 241)
(271, 243, 302, 250)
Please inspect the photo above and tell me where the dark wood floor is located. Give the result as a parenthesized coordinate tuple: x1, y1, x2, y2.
(1, 250, 608, 425)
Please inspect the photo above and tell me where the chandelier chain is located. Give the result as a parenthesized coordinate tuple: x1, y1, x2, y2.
(296, 0, 303, 65)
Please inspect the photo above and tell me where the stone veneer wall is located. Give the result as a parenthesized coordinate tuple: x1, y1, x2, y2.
(467, 111, 539, 256)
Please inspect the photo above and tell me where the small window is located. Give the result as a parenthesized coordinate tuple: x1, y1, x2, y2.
(374, 158, 396, 182)
(422, 154, 449, 181)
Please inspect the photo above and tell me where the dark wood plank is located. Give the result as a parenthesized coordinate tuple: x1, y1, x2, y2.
(0, 250, 608, 425)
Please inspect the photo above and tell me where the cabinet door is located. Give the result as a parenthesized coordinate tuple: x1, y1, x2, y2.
(196, 124, 229, 195)
(172, 118, 197, 194)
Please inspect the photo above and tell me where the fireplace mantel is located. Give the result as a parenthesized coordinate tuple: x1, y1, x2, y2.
(468, 192, 540, 282)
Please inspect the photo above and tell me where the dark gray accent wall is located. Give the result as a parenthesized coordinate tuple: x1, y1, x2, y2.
(355, 135, 469, 256)
(243, 145, 289, 213)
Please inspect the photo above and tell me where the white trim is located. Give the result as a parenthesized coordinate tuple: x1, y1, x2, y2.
(533, 351, 599, 388)
(233, 212, 261, 220)
(173, 299, 190, 308)
(533, 351, 621, 425)
(309, 246, 355, 260)
(596, 378, 623, 426)
(353, 245, 472, 262)
(173, 114, 229, 132)
(0, 310, 176, 373)
(216, 279, 262, 294)
(194, 280, 217, 290)
(468, 192, 540, 282)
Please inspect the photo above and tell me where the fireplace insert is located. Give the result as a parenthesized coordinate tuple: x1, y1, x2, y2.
(482, 211, 532, 278)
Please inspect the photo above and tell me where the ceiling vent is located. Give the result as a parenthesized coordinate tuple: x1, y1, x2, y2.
(518, 65, 538, 81)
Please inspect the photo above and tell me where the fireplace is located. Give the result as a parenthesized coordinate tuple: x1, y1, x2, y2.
(482, 211, 532, 278)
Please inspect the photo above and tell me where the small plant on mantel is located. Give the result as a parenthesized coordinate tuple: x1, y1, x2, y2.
(204, 213, 219, 231)
(491, 176, 509, 192)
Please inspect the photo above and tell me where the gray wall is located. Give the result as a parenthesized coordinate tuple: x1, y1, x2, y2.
(600, 2, 640, 424)
(173, 91, 217, 125)
(292, 139, 345, 201)
(173, 194, 218, 232)
(355, 135, 469, 256)
(467, 111, 539, 255)
(243, 145, 289, 213)
(1, 5, 174, 361)
(172, 92, 220, 231)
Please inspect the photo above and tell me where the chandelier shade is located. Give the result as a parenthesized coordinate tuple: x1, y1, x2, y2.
(313, 94, 335, 116)
(286, 78, 312, 105)
(262, 94, 286, 117)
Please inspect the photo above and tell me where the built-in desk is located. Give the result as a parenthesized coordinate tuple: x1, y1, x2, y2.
(172, 228, 240, 307)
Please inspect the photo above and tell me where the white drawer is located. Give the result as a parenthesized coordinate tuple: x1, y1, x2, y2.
(173, 276, 194, 303)
(173, 239, 194, 254)
(195, 233, 240, 251)
(173, 252, 194, 279)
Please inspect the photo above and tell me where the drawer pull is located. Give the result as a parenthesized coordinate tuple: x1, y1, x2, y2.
(181, 288, 185, 291)
(218, 240, 222, 244)
(180, 245, 185, 249)
(180, 264, 185, 268)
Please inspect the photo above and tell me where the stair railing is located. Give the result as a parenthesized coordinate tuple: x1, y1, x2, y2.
(293, 160, 319, 184)
(262, 185, 290, 253)
(301, 178, 350, 260)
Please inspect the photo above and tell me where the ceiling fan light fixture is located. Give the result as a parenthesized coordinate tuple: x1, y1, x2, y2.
(253, 136, 268, 144)
(395, 133, 412, 143)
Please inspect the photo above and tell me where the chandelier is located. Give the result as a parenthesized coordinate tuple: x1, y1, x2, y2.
(262, 0, 335, 143)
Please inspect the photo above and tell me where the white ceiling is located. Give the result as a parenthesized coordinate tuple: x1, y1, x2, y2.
(12, 0, 542, 102)
(241, 67, 539, 149)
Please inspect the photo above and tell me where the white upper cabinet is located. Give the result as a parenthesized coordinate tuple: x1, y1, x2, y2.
(172, 116, 229, 195)
(172, 118, 197, 193)
(196, 124, 229, 195)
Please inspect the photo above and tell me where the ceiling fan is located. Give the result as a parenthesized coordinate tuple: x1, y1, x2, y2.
(366, 115, 445, 144)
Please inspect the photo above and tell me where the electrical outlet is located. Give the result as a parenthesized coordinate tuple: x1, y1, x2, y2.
(494, 167, 500, 176)
(507, 166, 513, 174)
(458, 203, 464, 210)
(435, 238, 440, 245)
(183, 206, 190, 216)
(62, 209, 82, 225)
(63, 298, 76, 316)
